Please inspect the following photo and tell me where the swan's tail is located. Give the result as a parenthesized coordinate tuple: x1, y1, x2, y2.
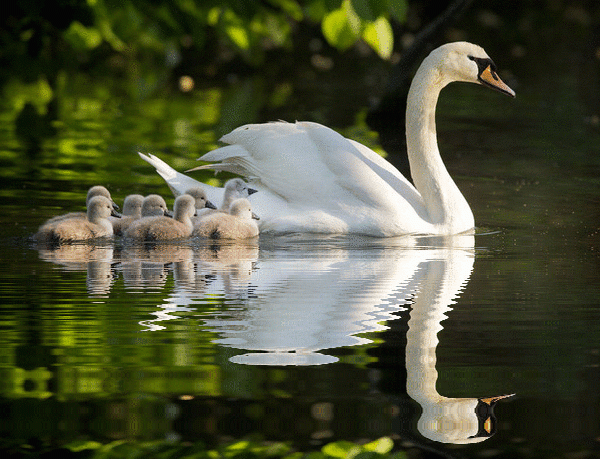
(138, 152, 205, 196)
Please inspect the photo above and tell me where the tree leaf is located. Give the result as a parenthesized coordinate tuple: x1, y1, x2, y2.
(362, 16, 393, 59)
(322, 441, 361, 458)
(322, 7, 361, 51)
(362, 438, 394, 454)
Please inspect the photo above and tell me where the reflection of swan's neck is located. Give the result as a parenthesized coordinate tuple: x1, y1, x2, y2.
(406, 57, 473, 232)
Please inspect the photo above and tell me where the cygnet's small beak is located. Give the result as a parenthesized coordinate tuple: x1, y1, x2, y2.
(164, 209, 174, 218)
(248, 187, 258, 196)
(252, 212, 260, 220)
(205, 200, 217, 210)
(112, 201, 120, 211)
(111, 208, 122, 218)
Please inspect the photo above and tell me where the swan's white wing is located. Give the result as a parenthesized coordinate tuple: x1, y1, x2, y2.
(201, 122, 424, 214)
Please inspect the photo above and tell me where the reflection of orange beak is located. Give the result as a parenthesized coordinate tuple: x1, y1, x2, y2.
(479, 393, 515, 405)
(479, 65, 516, 97)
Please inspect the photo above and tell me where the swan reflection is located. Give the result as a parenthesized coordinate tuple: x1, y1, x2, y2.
(34, 234, 512, 444)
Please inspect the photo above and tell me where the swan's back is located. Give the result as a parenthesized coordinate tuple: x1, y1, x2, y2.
(193, 198, 259, 240)
(35, 196, 115, 243)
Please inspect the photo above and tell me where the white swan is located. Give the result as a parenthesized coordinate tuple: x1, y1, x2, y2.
(140, 42, 514, 236)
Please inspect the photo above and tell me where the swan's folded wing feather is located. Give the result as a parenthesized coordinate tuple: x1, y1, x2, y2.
(198, 144, 248, 163)
(299, 122, 426, 217)
(204, 122, 340, 203)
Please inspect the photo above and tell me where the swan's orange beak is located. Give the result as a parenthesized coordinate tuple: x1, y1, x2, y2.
(479, 65, 515, 97)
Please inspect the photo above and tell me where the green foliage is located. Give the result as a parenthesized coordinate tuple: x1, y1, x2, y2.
(47, 437, 402, 459)
(318, 0, 402, 59)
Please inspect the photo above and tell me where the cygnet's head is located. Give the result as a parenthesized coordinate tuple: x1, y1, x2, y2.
(174, 194, 196, 220)
(224, 178, 258, 198)
(229, 198, 259, 220)
(87, 185, 120, 212)
(184, 187, 217, 210)
(87, 196, 116, 220)
(142, 194, 170, 217)
(121, 194, 144, 217)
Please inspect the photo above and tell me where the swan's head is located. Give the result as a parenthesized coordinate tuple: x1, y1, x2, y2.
(434, 42, 515, 97)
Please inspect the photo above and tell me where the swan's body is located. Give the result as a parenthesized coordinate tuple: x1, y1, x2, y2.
(35, 196, 118, 243)
(44, 185, 119, 225)
(193, 198, 259, 240)
(124, 194, 196, 240)
(140, 42, 514, 236)
(110, 194, 144, 236)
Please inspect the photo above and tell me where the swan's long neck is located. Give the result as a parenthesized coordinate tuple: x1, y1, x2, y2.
(406, 57, 474, 233)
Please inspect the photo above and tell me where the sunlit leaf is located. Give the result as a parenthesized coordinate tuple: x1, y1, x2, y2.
(322, 5, 361, 51)
(322, 440, 361, 458)
(63, 21, 103, 50)
(362, 16, 393, 59)
(222, 9, 251, 50)
(362, 438, 394, 454)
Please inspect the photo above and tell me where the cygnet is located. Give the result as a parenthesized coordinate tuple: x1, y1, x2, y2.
(124, 194, 196, 241)
(35, 196, 119, 243)
(193, 198, 259, 240)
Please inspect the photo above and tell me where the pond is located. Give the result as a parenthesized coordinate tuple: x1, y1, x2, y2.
(3, 22, 600, 459)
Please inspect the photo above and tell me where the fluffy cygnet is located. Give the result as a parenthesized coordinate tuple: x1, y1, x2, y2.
(35, 196, 119, 243)
(44, 185, 119, 224)
(110, 194, 144, 236)
(124, 194, 196, 241)
(195, 178, 258, 219)
(184, 187, 217, 211)
(193, 198, 259, 240)
(140, 194, 171, 217)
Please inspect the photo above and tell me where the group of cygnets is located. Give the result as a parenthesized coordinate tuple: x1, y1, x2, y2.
(34, 179, 260, 244)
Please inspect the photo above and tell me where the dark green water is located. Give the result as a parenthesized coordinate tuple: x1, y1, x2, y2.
(2, 30, 600, 459)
